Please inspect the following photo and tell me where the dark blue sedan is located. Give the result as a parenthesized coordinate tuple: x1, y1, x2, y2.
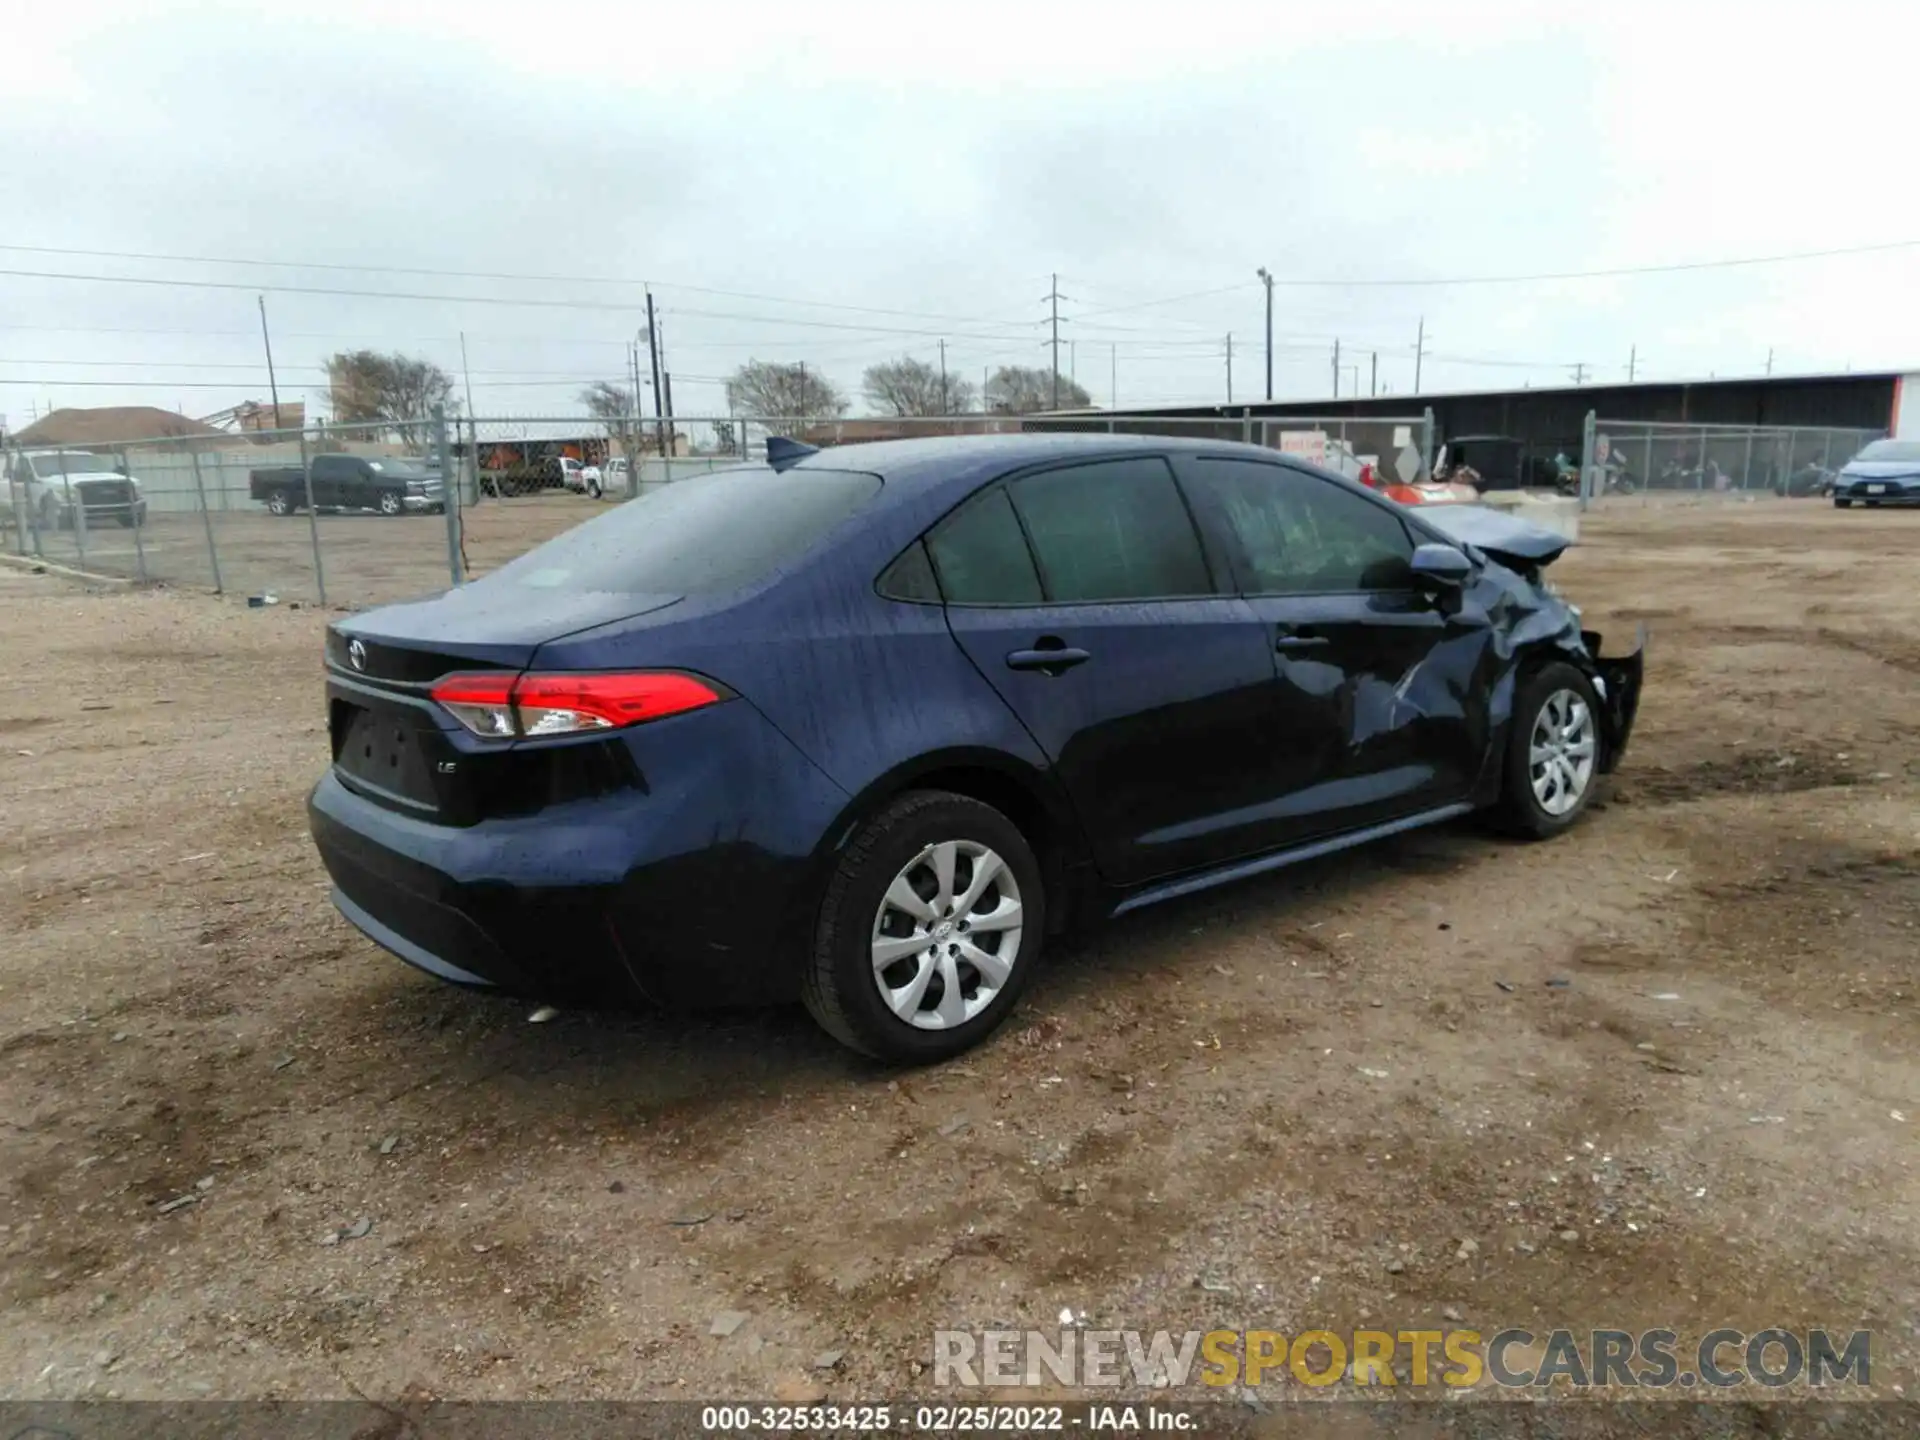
(311, 434, 1643, 1062)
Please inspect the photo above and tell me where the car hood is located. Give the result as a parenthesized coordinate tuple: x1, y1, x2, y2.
(1839, 461, 1920, 481)
(1416, 503, 1573, 568)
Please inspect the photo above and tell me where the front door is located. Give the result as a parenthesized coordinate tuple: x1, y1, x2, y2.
(1177, 455, 1496, 840)
(928, 456, 1290, 886)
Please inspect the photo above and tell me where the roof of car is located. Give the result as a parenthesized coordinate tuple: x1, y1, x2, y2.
(785, 430, 1277, 489)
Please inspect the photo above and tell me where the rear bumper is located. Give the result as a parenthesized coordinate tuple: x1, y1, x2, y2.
(306, 699, 851, 1008)
(401, 494, 445, 513)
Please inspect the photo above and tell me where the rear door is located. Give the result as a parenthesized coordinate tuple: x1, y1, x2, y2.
(1179, 455, 1496, 839)
(930, 455, 1288, 886)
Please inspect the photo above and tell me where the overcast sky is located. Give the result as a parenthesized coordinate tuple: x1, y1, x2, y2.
(5, 0, 1918, 430)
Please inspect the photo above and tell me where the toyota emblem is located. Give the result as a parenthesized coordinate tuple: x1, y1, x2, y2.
(348, 639, 367, 672)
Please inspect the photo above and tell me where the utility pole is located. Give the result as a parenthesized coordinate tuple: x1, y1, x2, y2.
(1370, 351, 1378, 397)
(459, 331, 476, 419)
(1110, 344, 1117, 411)
(1570, 362, 1590, 385)
(1628, 344, 1637, 383)
(257, 295, 282, 429)
(1070, 339, 1077, 387)
(1045, 272, 1066, 410)
(1225, 333, 1234, 404)
(1331, 338, 1341, 398)
(1414, 316, 1426, 393)
(1256, 266, 1275, 401)
(643, 289, 665, 456)
(1766, 348, 1774, 376)
(938, 339, 948, 414)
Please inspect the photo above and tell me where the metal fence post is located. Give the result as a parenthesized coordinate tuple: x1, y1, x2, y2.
(435, 407, 463, 587)
(1820, 431, 1834, 475)
(1421, 407, 1436, 479)
(1696, 427, 1708, 490)
(1740, 431, 1755, 492)
(1643, 430, 1654, 499)
(290, 428, 326, 605)
(61, 451, 90, 572)
(1578, 410, 1597, 510)
(120, 446, 148, 581)
(187, 442, 223, 593)
(5, 447, 25, 557)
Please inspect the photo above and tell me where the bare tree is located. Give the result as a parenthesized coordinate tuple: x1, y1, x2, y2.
(724, 360, 848, 422)
(861, 355, 978, 416)
(325, 350, 458, 444)
(985, 365, 1091, 415)
(580, 379, 641, 461)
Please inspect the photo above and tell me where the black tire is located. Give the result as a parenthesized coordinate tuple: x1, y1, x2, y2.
(1490, 661, 1603, 840)
(377, 490, 404, 516)
(1834, 498, 1852, 509)
(267, 491, 292, 517)
(587, 477, 603, 499)
(802, 790, 1045, 1064)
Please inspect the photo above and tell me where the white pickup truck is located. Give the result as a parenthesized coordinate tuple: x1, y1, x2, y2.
(4, 449, 148, 531)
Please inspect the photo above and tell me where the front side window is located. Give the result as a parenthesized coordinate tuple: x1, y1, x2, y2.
(1007, 457, 1213, 602)
(1188, 458, 1414, 593)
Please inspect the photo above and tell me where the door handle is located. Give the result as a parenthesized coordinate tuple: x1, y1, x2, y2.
(1006, 646, 1090, 675)
(1274, 628, 1330, 650)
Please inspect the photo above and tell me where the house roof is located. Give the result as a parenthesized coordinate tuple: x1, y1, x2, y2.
(9, 406, 227, 448)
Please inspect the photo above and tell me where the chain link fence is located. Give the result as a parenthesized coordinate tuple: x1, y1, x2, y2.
(1575, 417, 1883, 507)
(5, 407, 1434, 609)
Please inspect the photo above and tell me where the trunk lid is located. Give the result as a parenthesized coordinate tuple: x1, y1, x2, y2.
(331, 586, 684, 680)
(325, 586, 682, 825)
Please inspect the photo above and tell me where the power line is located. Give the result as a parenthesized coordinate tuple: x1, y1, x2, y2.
(0, 243, 1038, 328)
(1245, 237, 1920, 290)
(0, 267, 1063, 343)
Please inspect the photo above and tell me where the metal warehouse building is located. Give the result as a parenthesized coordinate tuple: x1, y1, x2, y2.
(1121, 369, 1920, 457)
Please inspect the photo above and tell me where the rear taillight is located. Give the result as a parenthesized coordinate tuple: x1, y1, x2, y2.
(430, 671, 723, 738)
(1359, 463, 1378, 489)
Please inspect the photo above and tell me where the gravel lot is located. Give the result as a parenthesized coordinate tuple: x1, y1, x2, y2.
(2, 501, 1916, 1408)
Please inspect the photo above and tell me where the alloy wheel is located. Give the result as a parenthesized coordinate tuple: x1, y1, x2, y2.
(870, 840, 1024, 1030)
(1529, 688, 1597, 816)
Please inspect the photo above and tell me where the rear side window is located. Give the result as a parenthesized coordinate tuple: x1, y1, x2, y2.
(927, 488, 1043, 605)
(877, 541, 942, 603)
(488, 465, 881, 595)
(1008, 458, 1213, 602)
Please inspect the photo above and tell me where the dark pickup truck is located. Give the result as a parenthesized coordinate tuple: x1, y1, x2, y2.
(250, 455, 444, 517)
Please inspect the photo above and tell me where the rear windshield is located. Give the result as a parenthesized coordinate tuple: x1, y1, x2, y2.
(488, 465, 881, 595)
(1853, 439, 1920, 464)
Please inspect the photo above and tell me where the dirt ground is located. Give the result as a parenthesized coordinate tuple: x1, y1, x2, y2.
(2, 500, 1917, 1412)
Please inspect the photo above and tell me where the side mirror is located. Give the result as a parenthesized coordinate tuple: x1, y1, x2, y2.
(1409, 542, 1473, 589)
